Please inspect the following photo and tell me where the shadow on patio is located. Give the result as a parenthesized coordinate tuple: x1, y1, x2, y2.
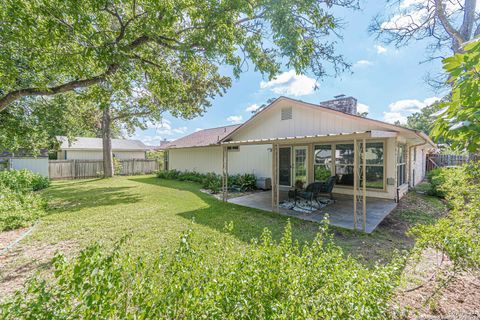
(228, 191, 397, 233)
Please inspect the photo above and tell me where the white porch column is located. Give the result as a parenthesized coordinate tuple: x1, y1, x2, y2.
(222, 146, 229, 202)
(362, 138, 367, 232)
(271, 143, 278, 211)
(353, 139, 358, 230)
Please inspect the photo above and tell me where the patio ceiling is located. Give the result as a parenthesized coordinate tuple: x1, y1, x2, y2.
(221, 130, 399, 146)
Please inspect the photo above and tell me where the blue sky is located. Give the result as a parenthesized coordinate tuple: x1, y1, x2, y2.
(133, 0, 447, 146)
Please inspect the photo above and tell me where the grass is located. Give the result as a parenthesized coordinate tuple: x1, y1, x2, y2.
(0, 175, 447, 297)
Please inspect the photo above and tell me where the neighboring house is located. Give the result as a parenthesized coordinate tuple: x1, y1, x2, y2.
(56, 136, 149, 160)
(165, 96, 435, 201)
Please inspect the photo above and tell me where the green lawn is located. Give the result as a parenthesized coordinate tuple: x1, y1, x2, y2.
(1, 175, 446, 297)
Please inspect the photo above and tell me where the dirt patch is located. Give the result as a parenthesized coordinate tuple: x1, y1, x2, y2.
(0, 227, 30, 252)
(395, 249, 480, 319)
(0, 240, 78, 299)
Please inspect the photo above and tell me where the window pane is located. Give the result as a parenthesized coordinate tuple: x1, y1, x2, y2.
(335, 144, 354, 165)
(336, 165, 354, 186)
(314, 165, 331, 181)
(360, 142, 384, 165)
(314, 145, 332, 166)
(397, 144, 406, 163)
(294, 148, 307, 183)
(360, 166, 384, 189)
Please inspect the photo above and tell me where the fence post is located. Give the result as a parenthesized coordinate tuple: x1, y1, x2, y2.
(72, 160, 76, 179)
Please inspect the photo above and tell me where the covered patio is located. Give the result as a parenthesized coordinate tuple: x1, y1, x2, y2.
(221, 130, 400, 233)
(228, 191, 397, 233)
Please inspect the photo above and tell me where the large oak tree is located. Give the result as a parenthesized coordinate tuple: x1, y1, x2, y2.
(0, 0, 357, 176)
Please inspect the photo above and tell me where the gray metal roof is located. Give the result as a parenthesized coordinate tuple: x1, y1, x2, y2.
(57, 136, 148, 151)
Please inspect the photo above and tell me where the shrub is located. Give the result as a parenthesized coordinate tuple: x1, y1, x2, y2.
(157, 170, 256, 194)
(0, 170, 49, 231)
(0, 169, 50, 192)
(411, 162, 480, 271)
(0, 186, 47, 231)
(426, 168, 449, 197)
(0, 222, 403, 319)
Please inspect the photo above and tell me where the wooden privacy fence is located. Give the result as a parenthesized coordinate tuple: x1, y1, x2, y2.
(426, 154, 480, 172)
(49, 159, 159, 179)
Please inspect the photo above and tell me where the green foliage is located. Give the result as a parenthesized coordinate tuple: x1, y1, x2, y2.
(314, 165, 331, 181)
(0, 170, 49, 231)
(157, 170, 256, 193)
(410, 162, 480, 271)
(112, 158, 123, 175)
(0, 0, 356, 117)
(426, 168, 449, 197)
(431, 39, 480, 152)
(405, 102, 442, 136)
(0, 169, 50, 192)
(0, 222, 403, 319)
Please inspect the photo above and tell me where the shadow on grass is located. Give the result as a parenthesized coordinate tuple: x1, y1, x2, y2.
(45, 184, 142, 214)
(128, 176, 321, 244)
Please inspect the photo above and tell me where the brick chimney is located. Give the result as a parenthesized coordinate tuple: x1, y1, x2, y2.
(320, 94, 357, 115)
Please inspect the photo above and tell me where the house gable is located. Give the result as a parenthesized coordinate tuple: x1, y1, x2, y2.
(225, 97, 402, 142)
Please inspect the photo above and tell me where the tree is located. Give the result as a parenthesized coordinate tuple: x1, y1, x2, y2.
(405, 103, 442, 136)
(0, 94, 115, 156)
(431, 39, 480, 152)
(1, 0, 358, 176)
(370, 0, 479, 59)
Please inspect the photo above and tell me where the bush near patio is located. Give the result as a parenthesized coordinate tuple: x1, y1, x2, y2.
(157, 170, 256, 194)
(411, 162, 480, 271)
(0, 222, 403, 319)
(0, 170, 49, 231)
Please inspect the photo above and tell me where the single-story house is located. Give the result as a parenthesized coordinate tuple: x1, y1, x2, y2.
(56, 136, 149, 160)
(165, 96, 434, 205)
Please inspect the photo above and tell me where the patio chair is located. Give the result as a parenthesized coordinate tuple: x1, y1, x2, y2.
(318, 176, 336, 200)
(296, 182, 322, 206)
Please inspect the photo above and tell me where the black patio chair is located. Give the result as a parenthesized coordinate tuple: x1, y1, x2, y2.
(296, 182, 322, 206)
(318, 176, 336, 200)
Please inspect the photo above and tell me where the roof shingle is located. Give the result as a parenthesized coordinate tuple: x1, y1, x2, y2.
(57, 136, 148, 151)
(165, 125, 240, 149)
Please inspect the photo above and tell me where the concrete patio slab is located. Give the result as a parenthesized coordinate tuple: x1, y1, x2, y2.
(228, 191, 397, 233)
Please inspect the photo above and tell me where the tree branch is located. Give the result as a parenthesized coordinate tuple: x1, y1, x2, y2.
(434, 0, 465, 52)
(0, 64, 119, 112)
(459, 0, 477, 40)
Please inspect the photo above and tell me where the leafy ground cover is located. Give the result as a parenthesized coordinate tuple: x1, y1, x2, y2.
(0, 175, 450, 316)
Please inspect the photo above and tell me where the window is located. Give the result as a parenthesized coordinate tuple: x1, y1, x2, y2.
(397, 144, 407, 186)
(359, 142, 385, 189)
(335, 144, 355, 186)
(281, 107, 292, 120)
(314, 145, 332, 181)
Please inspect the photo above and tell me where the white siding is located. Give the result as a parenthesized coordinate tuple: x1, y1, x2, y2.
(169, 147, 223, 174)
(64, 150, 145, 160)
(410, 145, 427, 186)
(228, 145, 271, 177)
(11, 158, 49, 177)
(230, 99, 390, 142)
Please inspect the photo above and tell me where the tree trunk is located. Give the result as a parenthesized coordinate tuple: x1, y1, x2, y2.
(101, 104, 114, 178)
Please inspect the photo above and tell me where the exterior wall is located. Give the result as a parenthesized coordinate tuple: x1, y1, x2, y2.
(228, 145, 271, 177)
(63, 150, 146, 160)
(409, 144, 428, 186)
(10, 158, 49, 177)
(169, 147, 223, 174)
(113, 151, 146, 160)
(230, 99, 391, 142)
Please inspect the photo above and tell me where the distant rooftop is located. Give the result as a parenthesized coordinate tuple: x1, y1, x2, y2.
(57, 136, 148, 151)
(165, 125, 240, 149)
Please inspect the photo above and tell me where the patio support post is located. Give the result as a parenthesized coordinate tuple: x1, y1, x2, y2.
(222, 146, 229, 202)
(353, 139, 358, 230)
(362, 138, 367, 232)
(271, 143, 278, 211)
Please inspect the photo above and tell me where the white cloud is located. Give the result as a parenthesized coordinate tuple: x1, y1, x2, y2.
(172, 127, 188, 134)
(245, 103, 260, 112)
(138, 135, 164, 145)
(383, 97, 440, 124)
(227, 115, 243, 124)
(354, 60, 373, 68)
(195, 128, 203, 132)
(357, 103, 370, 114)
(260, 70, 317, 96)
(375, 45, 387, 54)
